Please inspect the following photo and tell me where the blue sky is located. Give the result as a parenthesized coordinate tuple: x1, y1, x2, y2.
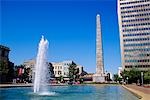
(1, 0, 121, 74)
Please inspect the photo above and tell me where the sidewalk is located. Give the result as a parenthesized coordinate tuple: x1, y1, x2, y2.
(123, 84, 150, 100)
(0, 83, 33, 88)
(0, 83, 68, 88)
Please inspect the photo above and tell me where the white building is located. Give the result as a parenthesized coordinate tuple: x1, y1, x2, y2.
(23, 59, 84, 78)
(52, 62, 65, 77)
(118, 0, 150, 70)
(118, 67, 123, 78)
(23, 59, 54, 81)
(109, 72, 113, 80)
(23, 59, 35, 70)
(52, 60, 83, 77)
(23, 59, 35, 81)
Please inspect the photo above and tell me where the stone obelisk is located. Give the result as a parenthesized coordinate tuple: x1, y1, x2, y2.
(93, 14, 105, 82)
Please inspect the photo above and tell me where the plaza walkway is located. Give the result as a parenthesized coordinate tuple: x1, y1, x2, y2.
(123, 84, 150, 100)
(0, 83, 68, 88)
(0, 83, 33, 88)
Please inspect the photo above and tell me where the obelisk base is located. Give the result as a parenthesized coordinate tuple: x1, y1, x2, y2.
(93, 74, 105, 83)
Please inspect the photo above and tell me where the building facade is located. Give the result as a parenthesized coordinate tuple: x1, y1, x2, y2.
(118, 0, 150, 70)
(52, 60, 83, 78)
(23, 60, 83, 78)
(23, 59, 36, 82)
(23, 59, 54, 82)
(118, 67, 123, 77)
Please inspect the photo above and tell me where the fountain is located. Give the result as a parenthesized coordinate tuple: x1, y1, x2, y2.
(0, 36, 139, 100)
(33, 36, 50, 93)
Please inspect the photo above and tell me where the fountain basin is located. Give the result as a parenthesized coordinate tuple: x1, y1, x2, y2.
(0, 85, 139, 100)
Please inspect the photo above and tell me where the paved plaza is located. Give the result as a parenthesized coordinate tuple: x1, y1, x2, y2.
(123, 85, 150, 100)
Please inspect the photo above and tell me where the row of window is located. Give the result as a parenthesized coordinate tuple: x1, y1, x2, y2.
(54, 71, 62, 75)
(122, 23, 150, 27)
(123, 28, 150, 32)
(121, 8, 150, 14)
(121, 13, 150, 18)
(124, 43, 150, 47)
(124, 54, 150, 57)
(120, 0, 150, 5)
(123, 38, 150, 42)
(122, 18, 150, 23)
(121, 4, 150, 9)
(124, 48, 150, 52)
(55, 66, 62, 69)
(125, 59, 150, 63)
(54, 71, 67, 75)
(123, 33, 150, 37)
(125, 65, 150, 68)
(139, 54, 150, 57)
(64, 63, 70, 66)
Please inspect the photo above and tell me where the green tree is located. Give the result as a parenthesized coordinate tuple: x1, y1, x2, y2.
(22, 68, 29, 82)
(144, 70, 150, 84)
(113, 74, 118, 82)
(58, 75, 64, 83)
(68, 63, 79, 82)
(121, 68, 141, 84)
(0, 61, 9, 74)
(0, 61, 14, 83)
(113, 74, 122, 83)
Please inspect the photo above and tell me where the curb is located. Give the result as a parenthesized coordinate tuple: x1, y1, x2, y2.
(122, 85, 142, 99)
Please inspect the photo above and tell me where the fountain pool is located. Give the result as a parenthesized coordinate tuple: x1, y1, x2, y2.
(0, 85, 139, 100)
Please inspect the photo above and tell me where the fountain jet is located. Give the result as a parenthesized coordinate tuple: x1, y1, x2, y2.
(33, 36, 49, 93)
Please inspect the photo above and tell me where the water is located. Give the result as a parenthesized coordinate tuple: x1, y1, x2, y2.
(33, 36, 49, 93)
(0, 85, 139, 100)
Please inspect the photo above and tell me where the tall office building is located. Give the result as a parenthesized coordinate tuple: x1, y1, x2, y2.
(118, 0, 150, 70)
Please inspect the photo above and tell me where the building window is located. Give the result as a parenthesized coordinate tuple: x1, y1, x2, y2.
(122, 18, 150, 23)
(124, 48, 150, 52)
(123, 33, 150, 37)
(58, 71, 62, 75)
(121, 13, 150, 18)
(123, 38, 150, 42)
(125, 59, 150, 63)
(122, 23, 150, 27)
(120, 0, 150, 5)
(121, 4, 150, 10)
(124, 43, 150, 47)
(125, 65, 150, 68)
(121, 8, 150, 14)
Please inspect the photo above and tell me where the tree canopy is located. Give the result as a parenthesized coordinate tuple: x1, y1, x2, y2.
(68, 63, 79, 82)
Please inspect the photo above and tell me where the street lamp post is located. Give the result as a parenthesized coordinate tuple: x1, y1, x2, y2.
(126, 77, 129, 84)
(141, 71, 143, 86)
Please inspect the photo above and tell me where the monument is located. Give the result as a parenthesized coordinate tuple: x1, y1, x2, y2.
(93, 14, 105, 82)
